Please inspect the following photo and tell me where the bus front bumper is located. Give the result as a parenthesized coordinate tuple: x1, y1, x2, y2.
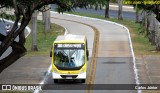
(52, 72, 86, 79)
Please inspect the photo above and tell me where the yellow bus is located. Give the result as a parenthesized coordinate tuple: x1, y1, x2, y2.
(50, 34, 89, 83)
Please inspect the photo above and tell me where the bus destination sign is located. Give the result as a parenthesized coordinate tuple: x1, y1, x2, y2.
(54, 44, 84, 49)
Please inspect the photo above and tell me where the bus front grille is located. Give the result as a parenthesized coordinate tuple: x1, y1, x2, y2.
(60, 75, 78, 79)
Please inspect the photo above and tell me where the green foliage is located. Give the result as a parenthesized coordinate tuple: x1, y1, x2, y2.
(110, 0, 117, 3)
(123, 0, 160, 21)
(0, 0, 110, 24)
(0, 0, 108, 12)
(54, 0, 107, 12)
(0, 0, 14, 8)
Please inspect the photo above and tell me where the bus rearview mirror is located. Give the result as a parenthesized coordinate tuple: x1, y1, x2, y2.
(50, 51, 52, 57)
(87, 50, 89, 61)
(87, 50, 89, 56)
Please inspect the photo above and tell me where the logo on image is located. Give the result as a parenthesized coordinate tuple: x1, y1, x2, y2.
(2, 85, 11, 90)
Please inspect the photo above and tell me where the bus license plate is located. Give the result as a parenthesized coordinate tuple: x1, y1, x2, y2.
(66, 77, 72, 79)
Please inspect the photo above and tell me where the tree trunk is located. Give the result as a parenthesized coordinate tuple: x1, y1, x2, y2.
(100, 4, 102, 10)
(42, 5, 51, 32)
(0, 42, 26, 73)
(95, 4, 98, 10)
(31, 11, 38, 51)
(155, 5, 160, 22)
(105, 0, 109, 18)
(0, 32, 26, 73)
(0, 3, 31, 73)
(156, 45, 160, 51)
(143, 11, 147, 34)
(89, 5, 93, 9)
(118, 0, 123, 20)
(0, 16, 20, 57)
(135, 4, 140, 23)
(156, 36, 160, 51)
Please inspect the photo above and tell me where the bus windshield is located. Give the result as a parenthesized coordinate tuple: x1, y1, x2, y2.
(54, 44, 85, 68)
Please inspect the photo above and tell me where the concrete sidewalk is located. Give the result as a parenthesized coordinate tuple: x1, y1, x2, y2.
(136, 55, 160, 92)
(0, 56, 51, 84)
(137, 55, 160, 84)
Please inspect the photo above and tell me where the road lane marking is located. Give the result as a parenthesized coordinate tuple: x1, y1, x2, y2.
(84, 23, 99, 93)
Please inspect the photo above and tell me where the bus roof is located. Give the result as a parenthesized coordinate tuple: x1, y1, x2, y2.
(54, 34, 86, 43)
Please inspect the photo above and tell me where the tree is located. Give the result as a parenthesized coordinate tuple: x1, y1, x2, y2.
(132, 3, 143, 23)
(105, 0, 109, 18)
(128, 0, 160, 50)
(135, 4, 140, 23)
(42, 5, 51, 32)
(31, 11, 38, 51)
(0, 0, 107, 73)
(128, 0, 160, 21)
(118, 0, 123, 20)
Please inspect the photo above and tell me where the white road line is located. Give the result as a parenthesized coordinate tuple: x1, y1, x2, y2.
(33, 65, 52, 93)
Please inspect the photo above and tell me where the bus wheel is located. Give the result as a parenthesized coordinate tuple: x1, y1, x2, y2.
(82, 79, 85, 83)
(54, 79, 58, 83)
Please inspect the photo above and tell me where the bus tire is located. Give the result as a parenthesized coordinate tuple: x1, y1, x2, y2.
(82, 79, 85, 83)
(54, 79, 58, 83)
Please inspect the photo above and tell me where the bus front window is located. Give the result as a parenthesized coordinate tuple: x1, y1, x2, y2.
(54, 49, 84, 68)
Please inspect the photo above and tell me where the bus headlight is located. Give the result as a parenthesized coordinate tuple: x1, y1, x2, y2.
(80, 68, 85, 74)
(53, 69, 58, 73)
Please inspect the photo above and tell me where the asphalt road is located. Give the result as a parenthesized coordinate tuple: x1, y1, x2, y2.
(0, 11, 137, 93)
(37, 12, 137, 93)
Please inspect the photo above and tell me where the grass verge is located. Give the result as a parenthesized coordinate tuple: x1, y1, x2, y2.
(66, 11, 160, 56)
(25, 21, 64, 56)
